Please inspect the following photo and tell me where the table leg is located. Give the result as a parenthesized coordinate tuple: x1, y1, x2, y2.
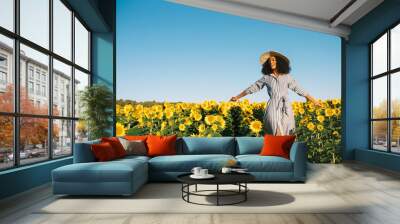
(217, 184, 219, 206)
(245, 183, 247, 201)
(195, 184, 198, 192)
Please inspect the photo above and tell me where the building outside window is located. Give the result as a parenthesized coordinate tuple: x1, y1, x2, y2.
(0, 0, 91, 170)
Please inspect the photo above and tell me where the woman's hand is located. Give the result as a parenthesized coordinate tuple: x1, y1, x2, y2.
(230, 96, 239, 102)
(305, 95, 322, 107)
(313, 100, 323, 107)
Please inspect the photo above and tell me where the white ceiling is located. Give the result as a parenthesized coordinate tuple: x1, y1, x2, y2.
(169, 0, 384, 39)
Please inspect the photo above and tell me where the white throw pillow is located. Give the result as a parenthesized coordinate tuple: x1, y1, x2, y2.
(118, 137, 147, 156)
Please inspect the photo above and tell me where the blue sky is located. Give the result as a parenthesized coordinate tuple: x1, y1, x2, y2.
(117, 0, 341, 102)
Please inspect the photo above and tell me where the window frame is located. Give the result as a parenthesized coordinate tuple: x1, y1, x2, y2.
(0, 0, 92, 171)
(370, 20, 400, 154)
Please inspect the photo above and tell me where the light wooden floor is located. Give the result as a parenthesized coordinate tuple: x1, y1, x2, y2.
(1, 162, 400, 224)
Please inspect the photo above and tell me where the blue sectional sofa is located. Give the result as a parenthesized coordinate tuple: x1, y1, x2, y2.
(52, 137, 308, 196)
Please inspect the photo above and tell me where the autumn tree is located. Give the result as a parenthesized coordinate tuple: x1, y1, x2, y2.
(0, 85, 59, 152)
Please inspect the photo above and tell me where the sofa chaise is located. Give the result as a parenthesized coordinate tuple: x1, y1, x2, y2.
(52, 137, 308, 196)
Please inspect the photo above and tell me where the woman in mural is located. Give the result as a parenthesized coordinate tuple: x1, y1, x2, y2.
(230, 51, 321, 136)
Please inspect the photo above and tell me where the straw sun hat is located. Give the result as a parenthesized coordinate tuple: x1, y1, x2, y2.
(259, 51, 290, 65)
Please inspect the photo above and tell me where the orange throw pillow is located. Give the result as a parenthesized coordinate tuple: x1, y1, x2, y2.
(146, 135, 177, 157)
(260, 134, 296, 159)
(101, 137, 127, 158)
(91, 142, 117, 161)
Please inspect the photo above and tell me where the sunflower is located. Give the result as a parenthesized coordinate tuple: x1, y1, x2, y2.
(211, 124, 218, 132)
(334, 108, 341, 116)
(249, 120, 263, 134)
(299, 108, 305, 115)
(165, 109, 174, 119)
(307, 122, 315, 131)
(194, 113, 202, 121)
(325, 108, 334, 117)
(198, 124, 206, 133)
(179, 124, 186, 131)
(317, 115, 325, 123)
(332, 99, 340, 105)
(184, 118, 192, 126)
(116, 122, 126, 136)
(333, 131, 340, 136)
(205, 115, 216, 125)
(161, 121, 167, 130)
(317, 124, 324, 131)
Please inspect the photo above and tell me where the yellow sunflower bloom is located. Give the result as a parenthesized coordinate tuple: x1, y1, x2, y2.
(205, 115, 216, 125)
(211, 124, 218, 132)
(317, 115, 325, 123)
(161, 121, 167, 130)
(165, 109, 174, 119)
(317, 124, 324, 131)
(116, 122, 125, 136)
(325, 108, 334, 117)
(307, 122, 315, 131)
(194, 113, 202, 121)
(249, 120, 263, 133)
(332, 99, 340, 105)
(179, 124, 186, 131)
(333, 131, 340, 136)
(198, 124, 206, 133)
(299, 108, 305, 115)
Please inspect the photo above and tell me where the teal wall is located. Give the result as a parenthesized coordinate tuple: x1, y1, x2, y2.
(0, 0, 116, 200)
(344, 0, 400, 171)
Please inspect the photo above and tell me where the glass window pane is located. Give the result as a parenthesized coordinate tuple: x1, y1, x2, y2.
(0, 116, 14, 170)
(74, 69, 89, 118)
(391, 24, 400, 70)
(20, 44, 49, 115)
(53, 119, 72, 157)
(53, 0, 72, 60)
(75, 120, 88, 143)
(20, 117, 49, 165)
(0, 34, 14, 112)
(372, 33, 387, 76)
(391, 120, 400, 153)
(74, 17, 89, 70)
(372, 121, 388, 151)
(20, 0, 49, 49)
(53, 59, 72, 117)
(372, 76, 387, 119)
(391, 72, 400, 118)
(0, 0, 14, 31)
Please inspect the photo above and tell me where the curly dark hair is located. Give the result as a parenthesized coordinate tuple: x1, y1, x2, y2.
(261, 57, 291, 75)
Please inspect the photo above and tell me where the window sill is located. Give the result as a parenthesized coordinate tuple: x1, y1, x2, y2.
(0, 156, 72, 176)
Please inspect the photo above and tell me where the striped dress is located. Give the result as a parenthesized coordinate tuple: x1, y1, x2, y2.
(244, 74, 308, 135)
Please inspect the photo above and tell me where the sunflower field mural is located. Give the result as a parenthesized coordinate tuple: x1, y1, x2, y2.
(116, 99, 342, 163)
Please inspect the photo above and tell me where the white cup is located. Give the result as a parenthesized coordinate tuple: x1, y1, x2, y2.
(200, 169, 208, 176)
(221, 167, 232, 174)
(191, 167, 202, 176)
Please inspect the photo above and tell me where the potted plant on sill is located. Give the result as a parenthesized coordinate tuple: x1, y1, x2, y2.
(79, 84, 113, 140)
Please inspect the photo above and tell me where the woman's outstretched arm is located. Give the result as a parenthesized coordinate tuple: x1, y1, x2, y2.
(230, 91, 247, 101)
(230, 76, 266, 101)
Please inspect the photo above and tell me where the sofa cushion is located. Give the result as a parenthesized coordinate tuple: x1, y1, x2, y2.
(101, 137, 127, 158)
(236, 155, 293, 172)
(149, 154, 235, 172)
(91, 142, 118, 161)
(235, 137, 264, 155)
(147, 135, 177, 157)
(260, 134, 296, 159)
(73, 140, 100, 163)
(179, 137, 235, 155)
(53, 157, 148, 183)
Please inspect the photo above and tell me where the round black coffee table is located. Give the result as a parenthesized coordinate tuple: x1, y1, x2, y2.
(177, 173, 255, 206)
